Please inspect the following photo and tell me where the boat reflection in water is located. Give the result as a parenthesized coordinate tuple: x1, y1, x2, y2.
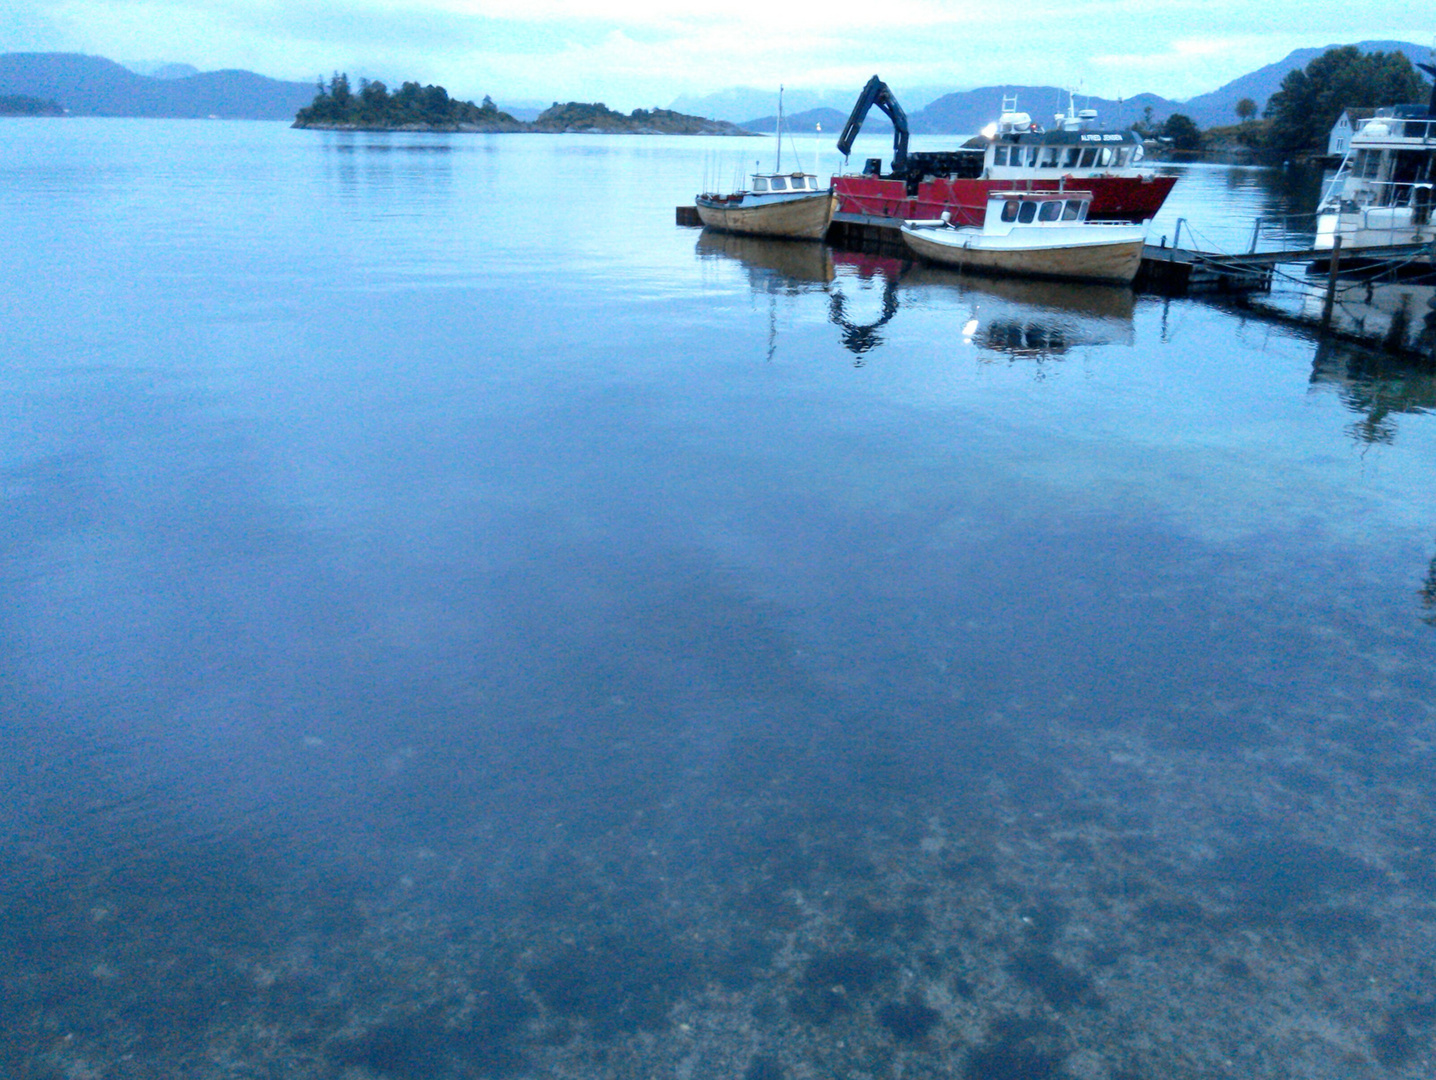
(1299, 279, 1436, 360)
(695, 230, 834, 289)
(1309, 332, 1436, 445)
(904, 263, 1136, 361)
(696, 231, 1136, 363)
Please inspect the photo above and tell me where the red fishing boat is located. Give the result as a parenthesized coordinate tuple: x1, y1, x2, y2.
(832, 77, 1176, 227)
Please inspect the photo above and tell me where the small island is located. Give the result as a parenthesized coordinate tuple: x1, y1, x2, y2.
(0, 94, 64, 117)
(293, 75, 749, 135)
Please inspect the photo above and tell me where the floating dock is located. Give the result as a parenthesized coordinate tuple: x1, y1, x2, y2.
(1134, 238, 1435, 295)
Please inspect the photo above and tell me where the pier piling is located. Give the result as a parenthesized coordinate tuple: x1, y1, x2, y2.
(1320, 236, 1343, 332)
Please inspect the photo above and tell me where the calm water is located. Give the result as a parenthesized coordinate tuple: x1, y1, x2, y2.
(2, 120, 1435, 1080)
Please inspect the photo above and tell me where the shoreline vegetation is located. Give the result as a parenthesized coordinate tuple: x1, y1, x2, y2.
(293, 74, 751, 135)
(0, 94, 64, 117)
(1139, 46, 1429, 163)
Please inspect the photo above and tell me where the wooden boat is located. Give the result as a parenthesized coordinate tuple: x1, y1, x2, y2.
(899, 190, 1146, 284)
(694, 86, 835, 241)
(695, 182, 835, 239)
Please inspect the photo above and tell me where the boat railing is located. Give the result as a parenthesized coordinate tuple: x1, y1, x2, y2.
(1326, 177, 1434, 210)
(1244, 213, 1325, 251)
(1361, 117, 1436, 141)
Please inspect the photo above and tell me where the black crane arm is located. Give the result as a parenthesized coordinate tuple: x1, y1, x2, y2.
(836, 75, 910, 172)
(1420, 62, 1436, 116)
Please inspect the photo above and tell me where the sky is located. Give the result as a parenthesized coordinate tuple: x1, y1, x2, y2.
(3, 0, 1431, 110)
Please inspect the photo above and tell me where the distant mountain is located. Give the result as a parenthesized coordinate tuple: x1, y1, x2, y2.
(674, 84, 956, 124)
(498, 104, 544, 123)
(686, 40, 1434, 135)
(723, 84, 1169, 137)
(124, 61, 201, 80)
(0, 53, 315, 119)
(1179, 40, 1431, 127)
(738, 107, 874, 134)
(909, 86, 1179, 136)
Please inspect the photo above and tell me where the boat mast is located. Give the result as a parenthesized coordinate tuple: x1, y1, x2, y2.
(776, 85, 783, 173)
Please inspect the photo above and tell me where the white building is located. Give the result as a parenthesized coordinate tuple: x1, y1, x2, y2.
(1327, 108, 1377, 157)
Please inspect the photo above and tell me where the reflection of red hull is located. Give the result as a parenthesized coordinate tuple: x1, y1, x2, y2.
(833, 175, 1177, 225)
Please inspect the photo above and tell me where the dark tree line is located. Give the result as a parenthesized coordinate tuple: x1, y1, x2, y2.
(295, 73, 514, 126)
(1264, 46, 1429, 152)
(1129, 47, 1430, 155)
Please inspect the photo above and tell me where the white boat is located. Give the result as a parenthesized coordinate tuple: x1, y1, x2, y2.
(899, 190, 1147, 284)
(1315, 76, 1436, 251)
(695, 87, 835, 241)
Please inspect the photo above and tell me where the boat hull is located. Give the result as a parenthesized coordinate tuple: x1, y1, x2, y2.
(1315, 206, 1435, 250)
(901, 227, 1145, 285)
(835, 175, 1176, 225)
(695, 192, 836, 240)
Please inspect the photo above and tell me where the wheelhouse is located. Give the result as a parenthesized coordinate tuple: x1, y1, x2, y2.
(984, 191, 1092, 230)
(750, 173, 824, 194)
(981, 95, 1146, 179)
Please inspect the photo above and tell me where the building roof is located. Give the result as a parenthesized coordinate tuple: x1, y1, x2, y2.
(1336, 107, 1379, 126)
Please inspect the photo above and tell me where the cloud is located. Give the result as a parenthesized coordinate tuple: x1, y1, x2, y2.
(3, 0, 1429, 109)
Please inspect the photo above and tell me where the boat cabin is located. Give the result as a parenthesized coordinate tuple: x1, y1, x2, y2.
(981, 95, 1145, 180)
(985, 132, 1144, 177)
(982, 191, 1092, 232)
(1328, 106, 1436, 211)
(750, 172, 824, 194)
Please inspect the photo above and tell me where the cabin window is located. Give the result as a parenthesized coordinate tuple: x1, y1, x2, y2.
(1038, 200, 1062, 221)
(1040, 147, 1060, 168)
(1079, 148, 1097, 168)
(993, 146, 1008, 166)
(771, 176, 788, 191)
(1018, 200, 1038, 223)
(1113, 148, 1129, 167)
(1001, 199, 1020, 222)
(1063, 147, 1082, 168)
(1063, 199, 1083, 220)
(753, 177, 769, 192)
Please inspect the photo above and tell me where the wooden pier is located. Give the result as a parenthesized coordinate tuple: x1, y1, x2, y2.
(1134, 238, 1435, 295)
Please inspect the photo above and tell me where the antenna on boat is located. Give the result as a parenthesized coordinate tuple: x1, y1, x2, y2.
(814, 122, 822, 182)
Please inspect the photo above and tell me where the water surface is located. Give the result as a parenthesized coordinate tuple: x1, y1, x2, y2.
(2, 120, 1434, 1080)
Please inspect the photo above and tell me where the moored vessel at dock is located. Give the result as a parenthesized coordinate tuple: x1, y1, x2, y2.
(694, 87, 836, 240)
(1315, 66, 1436, 251)
(695, 177, 836, 240)
(900, 190, 1147, 284)
(832, 77, 1176, 227)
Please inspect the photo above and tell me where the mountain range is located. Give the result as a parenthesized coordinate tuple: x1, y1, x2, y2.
(0, 53, 314, 119)
(2, 42, 1430, 129)
(727, 40, 1431, 133)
